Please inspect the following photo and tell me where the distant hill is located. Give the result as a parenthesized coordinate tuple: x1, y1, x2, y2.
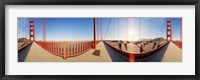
(137, 37, 166, 43)
(18, 38, 29, 43)
(153, 37, 166, 41)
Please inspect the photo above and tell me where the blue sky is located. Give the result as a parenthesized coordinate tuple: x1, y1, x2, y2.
(18, 17, 181, 41)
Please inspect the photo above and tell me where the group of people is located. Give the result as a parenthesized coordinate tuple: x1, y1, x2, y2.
(117, 40, 161, 54)
(117, 40, 145, 54)
(117, 40, 127, 51)
(152, 40, 161, 49)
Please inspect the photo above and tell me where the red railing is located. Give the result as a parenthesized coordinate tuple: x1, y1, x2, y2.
(35, 41, 94, 59)
(104, 41, 169, 62)
(172, 41, 182, 49)
(96, 40, 101, 45)
(18, 41, 33, 52)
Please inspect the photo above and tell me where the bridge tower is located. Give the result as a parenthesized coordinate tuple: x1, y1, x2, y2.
(166, 19, 172, 41)
(30, 20, 35, 41)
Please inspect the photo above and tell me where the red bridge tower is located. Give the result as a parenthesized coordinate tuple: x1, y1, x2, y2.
(166, 19, 172, 41)
(30, 20, 35, 41)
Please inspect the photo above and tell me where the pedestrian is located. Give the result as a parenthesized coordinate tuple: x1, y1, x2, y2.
(118, 40, 122, 50)
(140, 44, 145, 58)
(143, 41, 146, 47)
(153, 41, 156, 49)
(124, 41, 128, 51)
(157, 41, 160, 48)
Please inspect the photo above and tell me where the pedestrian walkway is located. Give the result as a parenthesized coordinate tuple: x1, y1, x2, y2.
(161, 42, 182, 62)
(21, 41, 112, 62)
(131, 42, 182, 62)
(18, 41, 182, 62)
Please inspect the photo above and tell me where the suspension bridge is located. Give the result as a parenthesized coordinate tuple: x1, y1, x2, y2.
(18, 18, 182, 62)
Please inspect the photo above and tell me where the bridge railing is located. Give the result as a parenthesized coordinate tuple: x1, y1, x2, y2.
(35, 41, 94, 59)
(104, 41, 169, 62)
(172, 41, 182, 49)
(96, 40, 101, 45)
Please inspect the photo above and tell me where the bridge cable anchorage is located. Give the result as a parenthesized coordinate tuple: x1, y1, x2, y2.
(104, 18, 111, 40)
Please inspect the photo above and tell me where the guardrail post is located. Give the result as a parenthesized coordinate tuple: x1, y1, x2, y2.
(81, 43, 82, 52)
(55, 42, 57, 54)
(129, 54, 135, 62)
(52, 43, 54, 52)
(58, 42, 60, 54)
(69, 43, 71, 55)
(47, 42, 49, 51)
(63, 42, 67, 59)
(50, 43, 52, 52)
(76, 43, 78, 54)
(72, 43, 74, 55)
(78, 43, 80, 54)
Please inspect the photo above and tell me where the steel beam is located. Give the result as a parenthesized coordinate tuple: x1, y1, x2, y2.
(93, 18, 96, 49)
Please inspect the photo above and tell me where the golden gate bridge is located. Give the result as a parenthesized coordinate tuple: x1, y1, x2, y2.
(18, 18, 182, 62)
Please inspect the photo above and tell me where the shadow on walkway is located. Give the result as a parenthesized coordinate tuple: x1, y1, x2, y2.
(136, 43, 169, 62)
(103, 42, 128, 62)
(18, 43, 33, 62)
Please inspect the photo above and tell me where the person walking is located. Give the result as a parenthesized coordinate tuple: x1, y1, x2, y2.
(124, 41, 128, 51)
(140, 43, 145, 58)
(157, 41, 160, 48)
(118, 40, 122, 50)
(152, 41, 156, 49)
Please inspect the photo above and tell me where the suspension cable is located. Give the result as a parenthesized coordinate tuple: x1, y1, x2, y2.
(127, 18, 129, 41)
(118, 18, 119, 40)
(104, 18, 112, 40)
(150, 18, 151, 39)
(139, 18, 140, 40)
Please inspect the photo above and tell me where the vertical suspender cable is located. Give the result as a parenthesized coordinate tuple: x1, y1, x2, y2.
(104, 18, 111, 40)
(110, 18, 113, 40)
(156, 19, 157, 38)
(139, 18, 140, 40)
(100, 18, 102, 40)
(96, 18, 98, 40)
(150, 18, 151, 39)
(118, 18, 119, 40)
(127, 18, 129, 41)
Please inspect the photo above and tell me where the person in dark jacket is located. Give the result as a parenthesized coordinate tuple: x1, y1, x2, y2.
(152, 41, 156, 49)
(118, 40, 122, 50)
(124, 41, 128, 51)
(140, 44, 144, 53)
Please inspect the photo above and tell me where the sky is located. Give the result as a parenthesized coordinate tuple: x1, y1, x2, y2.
(18, 17, 181, 41)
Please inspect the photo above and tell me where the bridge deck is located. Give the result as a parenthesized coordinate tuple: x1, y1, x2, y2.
(18, 41, 182, 62)
(105, 41, 168, 54)
(161, 42, 182, 62)
(20, 41, 112, 62)
(138, 42, 182, 62)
